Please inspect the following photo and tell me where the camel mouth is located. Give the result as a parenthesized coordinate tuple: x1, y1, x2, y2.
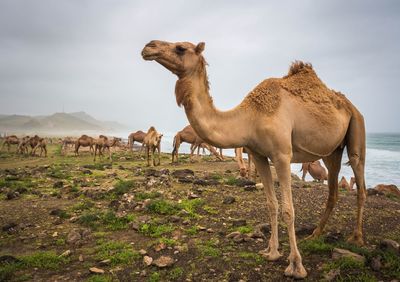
(141, 45, 160, 61)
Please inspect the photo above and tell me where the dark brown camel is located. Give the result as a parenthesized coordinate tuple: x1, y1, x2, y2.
(74, 135, 95, 156)
(128, 130, 146, 151)
(1, 135, 19, 152)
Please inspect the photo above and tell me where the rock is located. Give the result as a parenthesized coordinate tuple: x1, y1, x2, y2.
(6, 191, 20, 200)
(256, 224, 270, 237)
(233, 234, 246, 243)
(244, 185, 257, 191)
(15, 187, 28, 194)
(59, 250, 72, 257)
(223, 196, 236, 204)
(145, 169, 161, 177)
(170, 216, 180, 223)
(295, 224, 316, 236)
(226, 231, 241, 239)
(374, 184, 400, 198)
(231, 219, 247, 227)
(332, 248, 365, 263)
(53, 181, 64, 188)
(2, 222, 18, 232)
(171, 169, 194, 178)
(52, 231, 58, 237)
(235, 178, 256, 187)
(188, 193, 200, 199)
(380, 239, 400, 255)
(154, 243, 166, 252)
(130, 222, 139, 231)
(143, 256, 153, 266)
(79, 254, 84, 262)
(367, 188, 383, 196)
(256, 183, 264, 189)
(82, 169, 92, 175)
(99, 259, 111, 266)
(153, 256, 174, 268)
(0, 255, 20, 264)
(370, 256, 382, 271)
(249, 230, 265, 239)
(89, 267, 105, 274)
(139, 249, 147, 255)
(178, 178, 193, 184)
(66, 229, 82, 244)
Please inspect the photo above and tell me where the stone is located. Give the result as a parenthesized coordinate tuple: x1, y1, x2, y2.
(82, 169, 93, 175)
(59, 250, 72, 258)
(79, 254, 84, 262)
(226, 231, 241, 239)
(244, 185, 257, 191)
(332, 248, 365, 263)
(99, 259, 111, 266)
(235, 178, 256, 187)
(6, 191, 20, 200)
(66, 229, 82, 244)
(139, 249, 147, 255)
(295, 224, 316, 236)
(153, 256, 174, 268)
(130, 222, 139, 231)
(89, 267, 105, 274)
(171, 169, 194, 178)
(145, 169, 161, 177)
(143, 256, 153, 266)
(370, 256, 382, 271)
(380, 239, 400, 255)
(188, 193, 200, 199)
(223, 196, 236, 204)
(2, 222, 18, 232)
(154, 243, 166, 252)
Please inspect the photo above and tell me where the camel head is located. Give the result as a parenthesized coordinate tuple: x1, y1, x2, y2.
(154, 133, 163, 146)
(142, 40, 205, 77)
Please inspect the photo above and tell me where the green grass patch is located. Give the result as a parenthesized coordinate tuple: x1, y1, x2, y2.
(185, 226, 198, 235)
(324, 257, 365, 271)
(179, 199, 204, 218)
(72, 199, 95, 211)
(168, 267, 184, 280)
(225, 176, 240, 186)
(236, 226, 253, 234)
(299, 237, 333, 255)
(139, 222, 175, 238)
(148, 271, 161, 282)
(198, 239, 221, 258)
(147, 199, 180, 215)
(22, 251, 69, 269)
(203, 205, 218, 214)
(135, 191, 161, 200)
(158, 237, 177, 247)
(113, 179, 136, 196)
(238, 252, 265, 265)
(77, 210, 134, 231)
(86, 275, 113, 282)
(95, 240, 140, 266)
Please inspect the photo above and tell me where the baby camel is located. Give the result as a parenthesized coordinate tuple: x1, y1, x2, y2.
(142, 126, 163, 166)
(142, 40, 366, 279)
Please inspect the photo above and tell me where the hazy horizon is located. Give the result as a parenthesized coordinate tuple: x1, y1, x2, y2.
(1, 0, 399, 134)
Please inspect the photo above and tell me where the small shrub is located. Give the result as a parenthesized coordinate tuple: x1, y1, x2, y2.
(148, 272, 161, 282)
(96, 240, 140, 266)
(139, 222, 174, 238)
(22, 251, 69, 269)
(299, 238, 333, 255)
(168, 267, 184, 280)
(113, 179, 135, 196)
(236, 226, 253, 234)
(147, 200, 180, 215)
(135, 191, 161, 200)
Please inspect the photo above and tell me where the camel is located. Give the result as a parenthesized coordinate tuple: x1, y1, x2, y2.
(74, 135, 95, 156)
(235, 147, 256, 179)
(142, 126, 163, 166)
(17, 136, 31, 155)
(1, 135, 19, 152)
(61, 137, 76, 153)
(93, 135, 120, 161)
(172, 125, 222, 162)
(300, 160, 328, 183)
(339, 176, 351, 191)
(31, 137, 47, 157)
(128, 130, 146, 151)
(142, 40, 367, 279)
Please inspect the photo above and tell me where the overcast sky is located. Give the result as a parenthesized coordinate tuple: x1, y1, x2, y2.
(0, 0, 399, 133)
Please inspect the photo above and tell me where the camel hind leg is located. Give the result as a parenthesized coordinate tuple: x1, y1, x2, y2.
(346, 112, 367, 246)
(307, 147, 343, 240)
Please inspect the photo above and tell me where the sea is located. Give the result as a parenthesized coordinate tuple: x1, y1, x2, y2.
(115, 132, 400, 188)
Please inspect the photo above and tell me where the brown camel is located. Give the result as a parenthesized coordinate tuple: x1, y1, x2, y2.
(142, 126, 163, 166)
(31, 137, 47, 157)
(172, 125, 222, 162)
(1, 135, 19, 152)
(17, 136, 31, 154)
(93, 135, 120, 161)
(300, 160, 328, 183)
(74, 135, 95, 156)
(128, 130, 146, 151)
(61, 137, 76, 153)
(235, 147, 256, 179)
(142, 40, 367, 279)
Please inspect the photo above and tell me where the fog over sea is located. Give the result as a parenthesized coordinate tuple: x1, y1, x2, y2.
(115, 132, 399, 188)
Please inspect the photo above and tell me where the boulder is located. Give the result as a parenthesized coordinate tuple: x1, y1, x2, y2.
(332, 248, 365, 263)
(153, 256, 174, 268)
(374, 184, 400, 198)
(380, 239, 400, 255)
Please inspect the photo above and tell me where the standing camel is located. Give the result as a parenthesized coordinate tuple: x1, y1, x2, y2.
(75, 135, 95, 156)
(1, 135, 19, 152)
(142, 40, 366, 279)
(142, 126, 163, 166)
(93, 135, 120, 161)
(300, 160, 328, 183)
(235, 147, 255, 179)
(32, 137, 47, 157)
(17, 136, 30, 155)
(61, 137, 76, 153)
(127, 130, 146, 151)
(172, 125, 222, 162)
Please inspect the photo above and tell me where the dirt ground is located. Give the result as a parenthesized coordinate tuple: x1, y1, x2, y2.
(0, 144, 399, 282)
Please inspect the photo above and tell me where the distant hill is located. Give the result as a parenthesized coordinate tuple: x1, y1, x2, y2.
(0, 112, 127, 134)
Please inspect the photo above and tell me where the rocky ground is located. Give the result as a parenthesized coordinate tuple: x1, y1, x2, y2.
(0, 144, 399, 282)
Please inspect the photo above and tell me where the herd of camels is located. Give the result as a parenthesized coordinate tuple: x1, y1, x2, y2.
(0, 39, 367, 279)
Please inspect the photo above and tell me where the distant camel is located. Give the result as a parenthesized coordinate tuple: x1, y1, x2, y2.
(61, 137, 76, 153)
(27, 135, 41, 155)
(128, 130, 146, 151)
(1, 135, 19, 152)
(32, 137, 47, 157)
(235, 147, 256, 179)
(300, 161, 328, 183)
(75, 135, 95, 156)
(17, 136, 30, 155)
(172, 125, 222, 162)
(93, 135, 120, 161)
(142, 126, 163, 166)
(339, 176, 350, 191)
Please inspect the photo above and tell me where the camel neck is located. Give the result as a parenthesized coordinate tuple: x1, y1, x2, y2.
(176, 72, 250, 148)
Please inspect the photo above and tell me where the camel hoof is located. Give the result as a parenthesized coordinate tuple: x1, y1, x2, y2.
(346, 234, 364, 246)
(284, 262, 307, 279)
(259, 249, 282, 261)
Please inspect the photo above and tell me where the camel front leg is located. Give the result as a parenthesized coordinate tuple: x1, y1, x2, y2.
(273, 154, 307, 279)
(251, 153, 282, 261)
(146, 146, 150, 166)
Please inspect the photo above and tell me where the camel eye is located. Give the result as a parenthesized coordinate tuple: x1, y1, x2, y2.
(176, 45, 186, 54)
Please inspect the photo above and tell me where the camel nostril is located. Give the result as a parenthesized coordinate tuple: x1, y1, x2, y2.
(146, 41, 158, 48)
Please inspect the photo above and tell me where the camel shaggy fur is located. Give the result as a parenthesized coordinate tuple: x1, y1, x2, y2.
(142, 40, 366, 279)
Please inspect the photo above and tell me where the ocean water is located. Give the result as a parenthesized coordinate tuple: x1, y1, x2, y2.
(116, 131, 400, 188)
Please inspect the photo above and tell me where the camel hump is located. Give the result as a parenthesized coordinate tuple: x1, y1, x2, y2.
(147, 126, 156, 133)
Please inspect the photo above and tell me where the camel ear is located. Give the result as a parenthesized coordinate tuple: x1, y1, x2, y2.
(195, 42, 205, 54)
